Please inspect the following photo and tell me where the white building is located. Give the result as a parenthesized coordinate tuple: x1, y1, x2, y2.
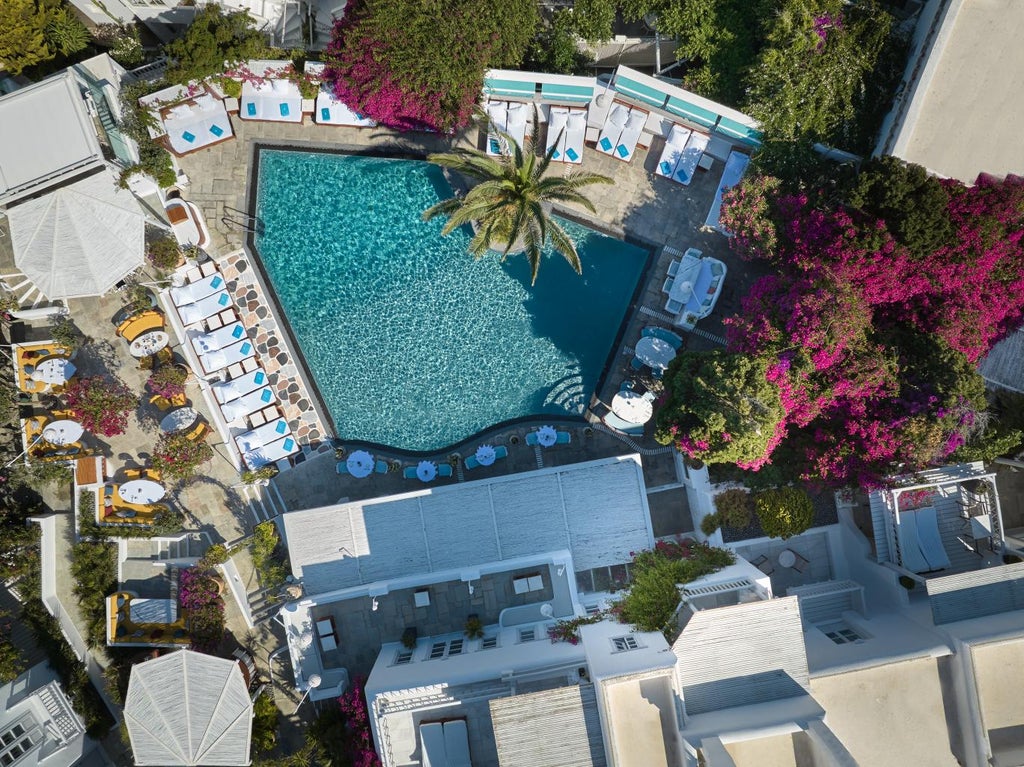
(0, 662, 106, 767)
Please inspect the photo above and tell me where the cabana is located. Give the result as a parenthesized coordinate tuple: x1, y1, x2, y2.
(140, 85, 233, 157)
(304, 61, 375, 127)
(241, 79, 303, 122)
(663, 247, 727, 329)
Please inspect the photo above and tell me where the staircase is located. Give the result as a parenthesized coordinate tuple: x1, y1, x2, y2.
(37, 683, 81, 741)
(0, 271, 44, 307)
(242, 479, 288, 523)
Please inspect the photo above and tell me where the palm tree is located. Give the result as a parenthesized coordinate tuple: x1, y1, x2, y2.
(423, 113, 613, 285)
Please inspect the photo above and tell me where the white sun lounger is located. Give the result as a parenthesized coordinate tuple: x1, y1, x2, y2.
(656, 124, 693, 180)
(199, 338, 255, 375)
(504, 102, 529, 154)
(443, 721, 472, 767)
(315, 90, 376, 126)
(242, 433, 298, 469)
(163, 94, 233, 155)
(562, 109, 586, 164)
(546, 106, 569, 160)
(235, 417, 290, 453)
(177, 290, 232, 326)
(485, 101, 508, 156)
(240, 80, 302, 123)
(596, 103, 629, 156)
(170, 272, 226, 307)
(191, 322, 246, 356)
(896, 511, 931, 574)
(213, 369, 268, 404)
(674, 131, 711, 185)
(420, 723, 446, 767)
(614, 109, 647, 162)
(915, 506, 952, 571)
(220, 385, 276, 422)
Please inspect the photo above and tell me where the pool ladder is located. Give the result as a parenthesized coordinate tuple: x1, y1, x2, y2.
(222, 206, 265, 236)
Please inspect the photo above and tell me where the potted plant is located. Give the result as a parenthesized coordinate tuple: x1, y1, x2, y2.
(147, 364, 187, 401)
(147, 236, 183, 272)
(201, 543, 230, 567)
(151, 432, 214, 482)
(62, 376, 136, 436)
(509, 435, 520, 445)
(464, 615, 484, 639)
(401, 627, 418, 650)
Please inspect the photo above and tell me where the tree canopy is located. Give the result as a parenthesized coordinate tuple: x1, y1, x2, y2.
(0, 0, 52, 75)
(164, 5, 268, 84)
(322, 0, 537, 133)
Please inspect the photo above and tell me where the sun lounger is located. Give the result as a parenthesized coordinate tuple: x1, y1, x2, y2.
(915, 506, 952, 571)
(546, 106, 569, 160)
(199, 338, 255, 375)
(494, 446, 508, 460)
(674, 131, 711, 185)
(403, 466, 419, 479)
(191, 322, 246, 356)
(235, 417, 290, 454)
(443, 720, 472, 767)
(213, 369, 268, 404)
(170, 273, 226, 307)
(504, 102, 529, 153)
(177, 290, 232, 326)
(375, 460, 389, 474)
(163, 94, 234, 155)
(464, 455, 480, 470)
(604, 411, 645, 436)
(562, 109, 586, 164)
(420, 723, 446, 767)
(485, 101, 508, 156)
(314, 89, 376, 126)
(525, 432, 539, 446)
(220, 386, 276, 422)
(614, 109, 647, 162)
(554, 432, 571, 445)
(242, 434, 298, 469)
(438, 463, 453, 478)
(240, 80, 302, 123)
(896, 511, 931, 573)
(656, 124, 693, 180)
(596, 103, 629, 156)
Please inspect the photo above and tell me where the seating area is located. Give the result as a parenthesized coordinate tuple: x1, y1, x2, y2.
(420, 720, 472, 767)
(305, 62, 376, 126)
(96, 482, 171, 526)
(596, 103, 647, 162)
(141, 85, 235, 157)
(165, 198, 211, 250)
(22, 414, 91, 462)
(12, 340, 76, 394)
(660, 246, 727, 327)
(484, 100, 530, 155)
(107, 591, 189, 647)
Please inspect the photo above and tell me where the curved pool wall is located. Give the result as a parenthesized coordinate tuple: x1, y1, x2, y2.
(245, 144, 653, 454)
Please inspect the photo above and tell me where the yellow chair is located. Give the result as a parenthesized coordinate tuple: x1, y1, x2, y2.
(124, 468, 143, 480)
(183, 421, 211, 442)
(23, 416, 47, 446)
(118, 310, 165, 344)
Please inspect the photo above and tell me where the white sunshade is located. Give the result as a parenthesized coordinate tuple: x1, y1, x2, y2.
(9, 171, 145, 299)
(125, 650, 252, 766)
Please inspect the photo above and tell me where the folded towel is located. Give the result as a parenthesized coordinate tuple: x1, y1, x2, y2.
(210, 124, 224, 137)
(616, 144, 630, 158)
(246, 102, 256, 116)
(566, 147, 579, 162)
(279, 102, 290, 117)
(599, 136, 613, 151)
(660, 160, 674, 175)
(320, 107, 330, 121)
(182, 131, 196, 143)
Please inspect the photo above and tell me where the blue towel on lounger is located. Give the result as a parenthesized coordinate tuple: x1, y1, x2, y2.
(566, 147, 579, 162)
(279, 102, 290, 117)
(599, 136, 613, 151)
(320, 107, 330, 121)
(182, 131, 195, 143)
(210, 124, 224, 137)
(246, 102, 256, 116)
(616, 144, 630, 158)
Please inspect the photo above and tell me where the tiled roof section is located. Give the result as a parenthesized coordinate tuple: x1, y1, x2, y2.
(283, 456, 653, 595)
(672, 596, 809, 715)
(927, 562, 1024, 625)
(490, 685, 607, 767)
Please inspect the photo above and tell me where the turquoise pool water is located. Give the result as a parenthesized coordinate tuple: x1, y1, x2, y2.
(253, 149, 648, 452)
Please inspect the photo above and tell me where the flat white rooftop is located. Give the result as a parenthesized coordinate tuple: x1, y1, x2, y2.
(0, 71, 103, 203)
(887, 0, 1024, 183)
(283, 455, 654, 596)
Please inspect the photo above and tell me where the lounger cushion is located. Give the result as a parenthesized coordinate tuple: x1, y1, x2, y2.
(608, 105, 629, 127)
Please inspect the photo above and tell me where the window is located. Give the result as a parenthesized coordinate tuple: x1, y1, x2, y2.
(428, 642, 447, 660)
(480, 635, 497, 650)
(612, 636, 639, 652)
(448, 639, 464, 656)
(822, 623, 863, 645)
(518, 628, 536, 643)
(585, 604, 601, 616)
(394, 649, 413, 665)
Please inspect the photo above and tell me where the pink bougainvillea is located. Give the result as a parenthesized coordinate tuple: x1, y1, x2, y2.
(62, 376, 136, 437)
(337, 677, 381, 767)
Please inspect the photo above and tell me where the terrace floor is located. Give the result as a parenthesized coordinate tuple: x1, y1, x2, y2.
(733, 531, 835, 596)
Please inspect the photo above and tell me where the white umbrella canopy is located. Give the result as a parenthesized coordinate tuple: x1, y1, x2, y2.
(9, 171, 145, 299)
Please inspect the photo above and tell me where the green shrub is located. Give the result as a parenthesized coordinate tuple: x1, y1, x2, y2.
(45, 8, 90, 56)
(70, 540, 117, 648)
(251, 521, 287, 594)
(251, 690, 279, 753)
(49, 315, 81, 353)
(219, 76, 242, 99)
(754, 487, 815, 539)
(146, 236, 181, 271)
(714, 489, 753, 529)
(699, 512, 721, 536)
(202, 543, 230, 566)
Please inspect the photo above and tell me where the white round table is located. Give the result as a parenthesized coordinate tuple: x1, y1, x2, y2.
(42, 419, 84, 445)
(119, 479, 165, 504)
(129, 330, 170, 358)
(475, 445, 496, 466)
(778, 549, 797, 569)
(611, 391, 654, 425)
(537, 426, 557, 447)
(417, 461, 437, 482)
(347, 450, 375, 479)
(31, 357, 76, 385)
(160, 407, 198, 434)
(635, 337, 676, 370)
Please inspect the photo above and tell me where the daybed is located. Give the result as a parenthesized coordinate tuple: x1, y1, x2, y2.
(161, 93, 234, 156)
(240, 79, 303, 123)
(656, 124, 693, 180)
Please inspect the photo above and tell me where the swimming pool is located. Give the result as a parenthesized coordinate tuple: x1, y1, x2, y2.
(252, 148, 648, 452)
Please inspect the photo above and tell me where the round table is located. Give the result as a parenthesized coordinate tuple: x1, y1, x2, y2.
(42, 419, 84, 445)
(417, 461, 437, 482)
(347, 450, 375, 479)
(475, 445, 496, 466)
(537, 426, 557, 447)
(635, 337, 676, 370)
(129, 330, 170, 358)
(778, 549, 797, 569)
(119, 479, 165, 504)
(160, 407, 199, 434)
(32, 357, 76, 385)
(611, 391, 654, 425)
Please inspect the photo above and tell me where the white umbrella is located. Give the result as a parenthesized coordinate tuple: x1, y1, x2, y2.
(119, 479, 166, 504)
(537, 425, 557, 447)
(612, 391, 654, 425)
(41, 419, 84, 445)
(347, 450, 375, 478)
(475, 445, 496, 466)
(417, 461, 437, 482)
